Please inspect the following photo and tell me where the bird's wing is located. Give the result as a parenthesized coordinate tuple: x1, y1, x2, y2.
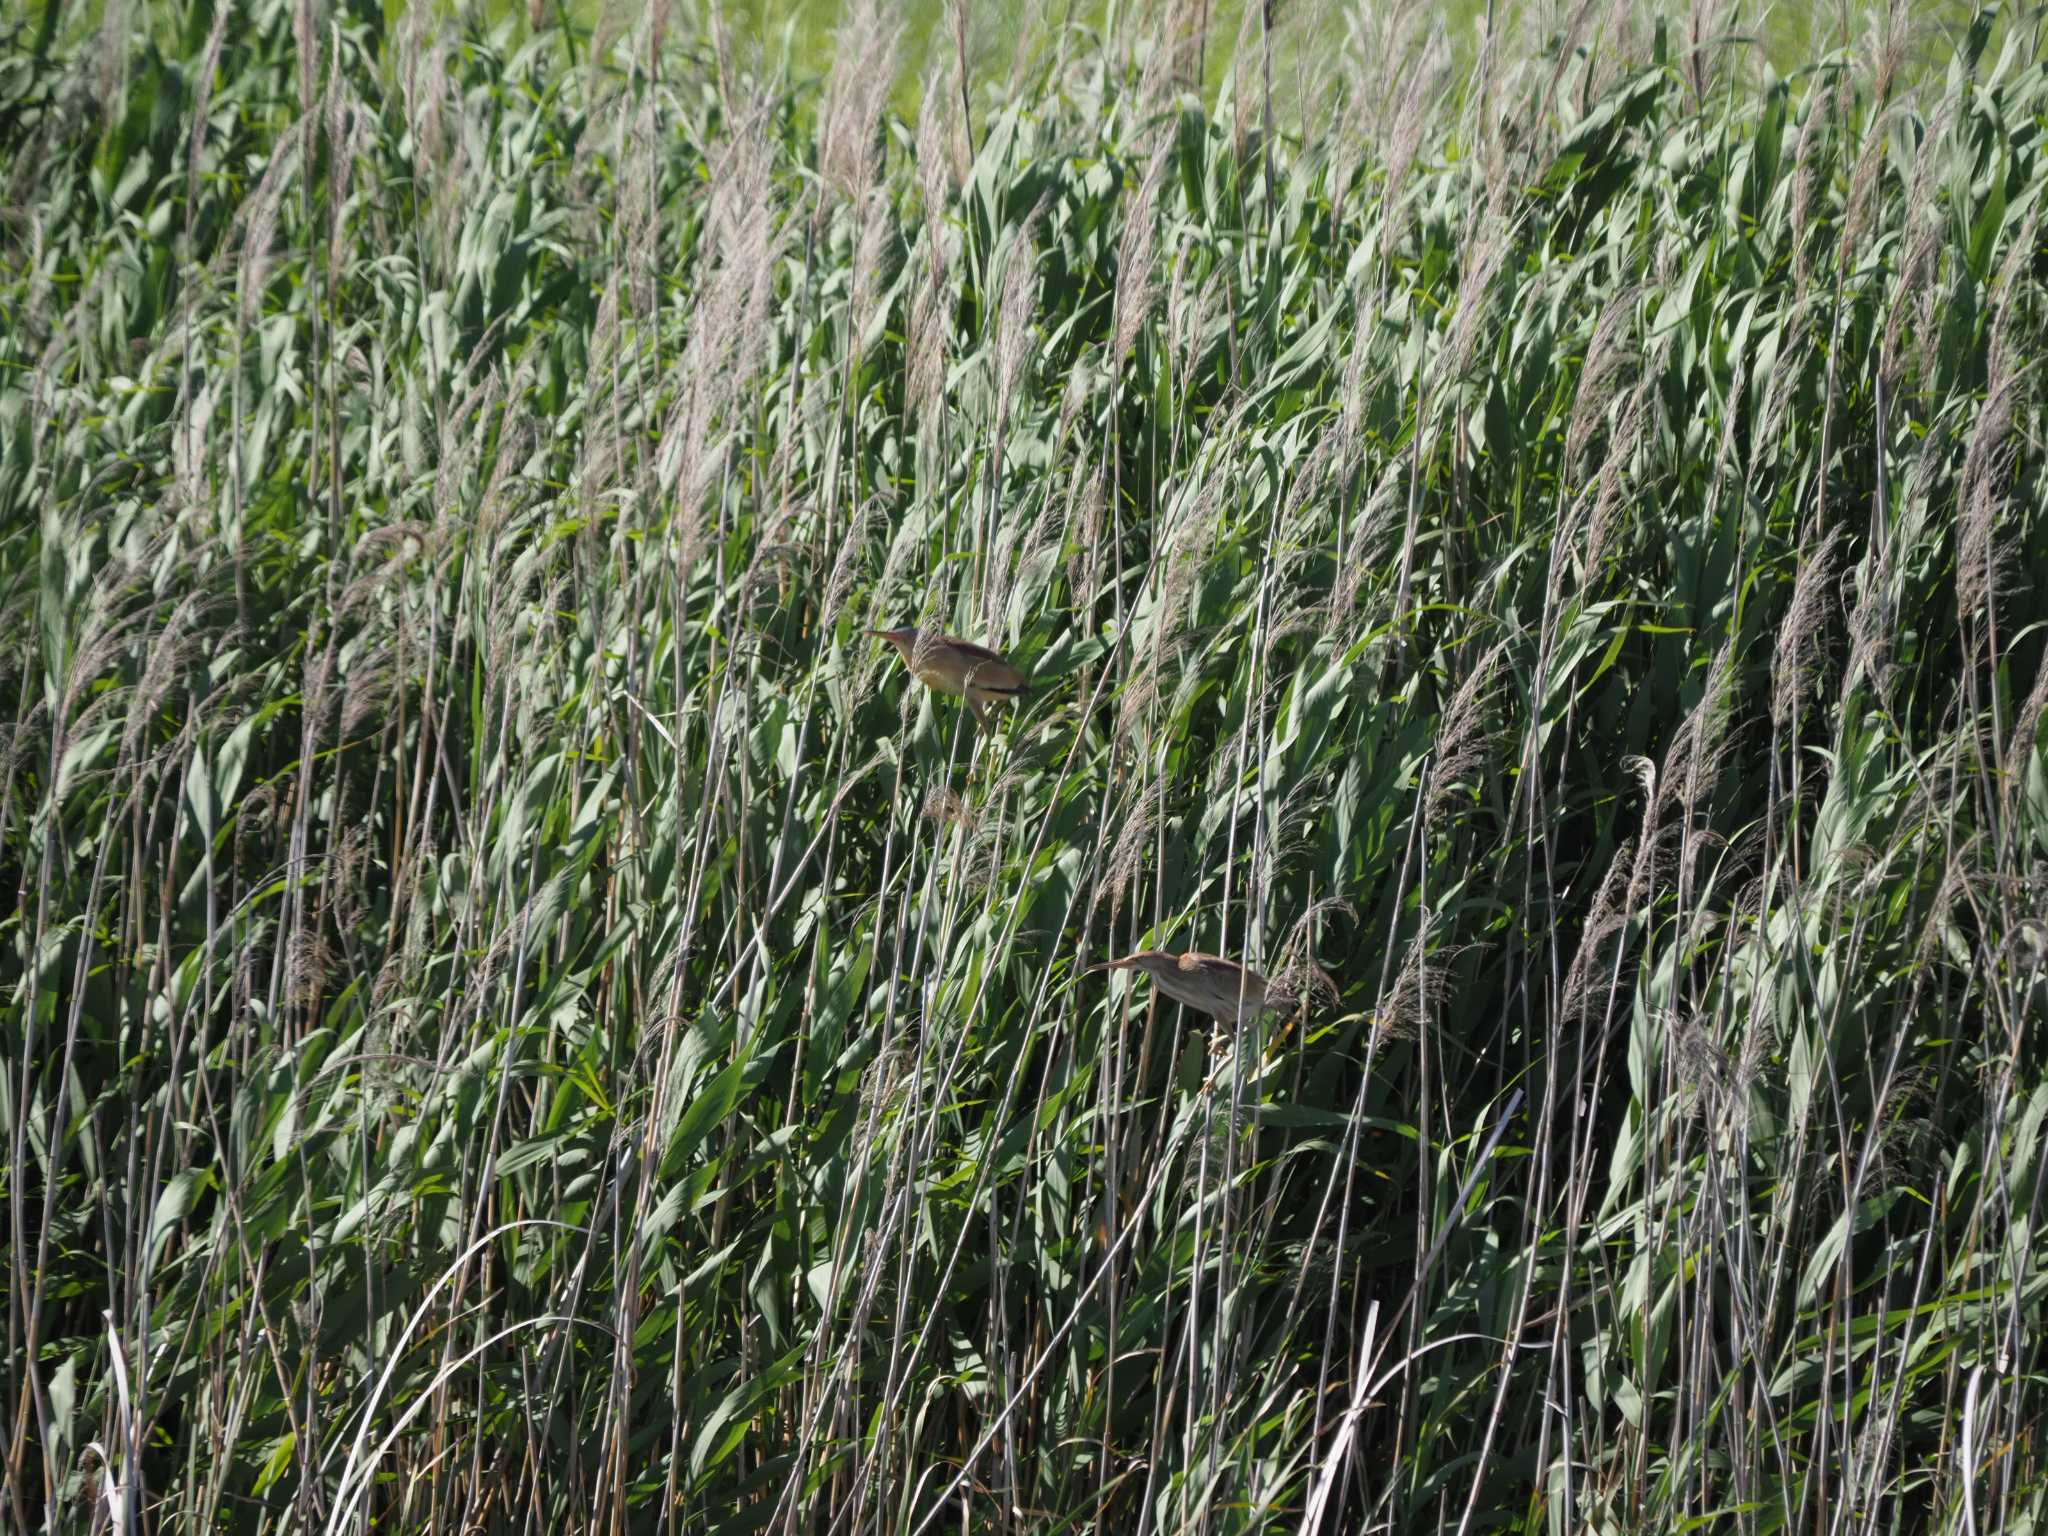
(945, 637, 1008, 662)
(1184, 952, 1269, 994)
(948, 639, 1028, 693)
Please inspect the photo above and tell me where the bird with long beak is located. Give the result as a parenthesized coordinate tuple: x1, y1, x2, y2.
(1089, 950, 1275, 1026)
(867, 626, 1030, 727)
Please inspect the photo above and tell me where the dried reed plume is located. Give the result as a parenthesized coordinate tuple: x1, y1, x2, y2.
(1954, 210, 2036, 629)
(1682, 0, 1734, 106)
(1879, 92, 1955, 391)
(1580, 380, 1649, 578)
(1785, 86, 1830, 291)
(1113, 142, 1172, 367)
(818, 0, 900, 212)
(822, 498, 881, 635)
(1374, 909, 1445, 1040)
(237, 131, 300, 334)
(1371, 12, 1443, 253)
(1769, 526, 1841, 732)
(993, 215, 1042, 443)
(1267, 897, 1354, 1012)
(1426, 640, 1508, 825)
(1098, 776, 1164, 921)
(1837, 106, 1897, 266)
(186, 1, 232, 217)
(907, 65, 958, 438)
(119, 586, 209, 768)
(1566, 288, 1641, 481)
(1562, 834, 1637, 1025)
(986, 484, 1064, 643)
(921, 784, 977, 832)
(1064, 465, 1107, 626)
(1442, 212, 1510, 383)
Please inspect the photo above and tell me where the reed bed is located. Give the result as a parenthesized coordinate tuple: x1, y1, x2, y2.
(2, 0, 2045, 1530)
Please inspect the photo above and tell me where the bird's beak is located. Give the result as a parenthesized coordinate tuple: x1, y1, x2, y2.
(1087, 958, 1135, 974)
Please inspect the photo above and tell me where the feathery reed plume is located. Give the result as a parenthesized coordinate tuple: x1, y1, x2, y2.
(1535, 0, 1601, 154)
(324, 88, 372, 312)
(1332, 462, 1406, 634)
(1669, 642, 1738, 897)
(1156, 474, 1221, 633)
(1136, 0, 1201, 115)
(818, 0, 900, 212)
(1565, 288, 1641, 482)
(1580, 379, 1649, 579)
(2006, 658, 2048, 818)
(1064, 465, 1107, 625)
(921, 784, 977, 832)
(906, 277, 950, 447)
(186, 1, 232, 217)
(1373, 15, 1444, 258)
(1870, 0, 1911, 111)
(237, 131, 300, 335)
(873, 499, 935, 625)
(1227, 3, 1261, 171)
(1267, 898, 1352, 1013)
(993, 216, 1042, 446)
(1682, 0, 1734, 105)
(1955, 210, 2035, 631)
(1054, 357, 1092, 449)
(96, 0, 129, 128)
(988, 484, 1064, 642)
(1374, 906, 1452, 1041)
(170, 374, 219, 525)
(1753, 335, 1813, 460)
(1842, 533, 1897, 705)
(1671, 1010, 1761, 1130)
(1426, 640, 1508, 825)
(293, 0, 316, 130)
(1770, 527, 1841, 733)
(1562, 836, 1635, 1025)
(1838, 99, 1896, 278)
(822, 498, 880, 635)
(1165, 248, 1220, 408)
(1442, 202, 1510, 382)
(120, 588, 209, 767)
(1098, 776, 1163, 921)
(848, 184, 893, 353)
(653, 108, 782, 575)
(1590, 0, 1646, 102)
(1113, 142, 1172, 368)
(907, 65, 957, 441)
(1785, 85, 1829, 291)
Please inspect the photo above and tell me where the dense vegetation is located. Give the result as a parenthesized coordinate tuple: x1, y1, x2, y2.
(4, 0, 2046, 1530)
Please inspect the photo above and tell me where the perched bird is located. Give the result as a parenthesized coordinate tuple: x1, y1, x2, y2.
(1089, 950, 1276, 1026)
(867, 626, 1030, 726)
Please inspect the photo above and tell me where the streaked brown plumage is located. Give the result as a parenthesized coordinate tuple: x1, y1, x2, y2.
(868, 626, 1030, 726)
(1088, 949, 1274, 1025)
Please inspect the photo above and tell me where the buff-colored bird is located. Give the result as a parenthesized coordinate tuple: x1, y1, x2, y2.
(868, 626, 1030, 726)
(1089, 950, 1276, 1026)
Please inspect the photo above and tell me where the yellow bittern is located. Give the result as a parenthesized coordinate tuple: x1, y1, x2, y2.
(867, 626, 1030, 726)
(1089, 950, 1275, 1025)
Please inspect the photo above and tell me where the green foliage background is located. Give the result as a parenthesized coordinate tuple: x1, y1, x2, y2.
(3, 0, 2047, 1530)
